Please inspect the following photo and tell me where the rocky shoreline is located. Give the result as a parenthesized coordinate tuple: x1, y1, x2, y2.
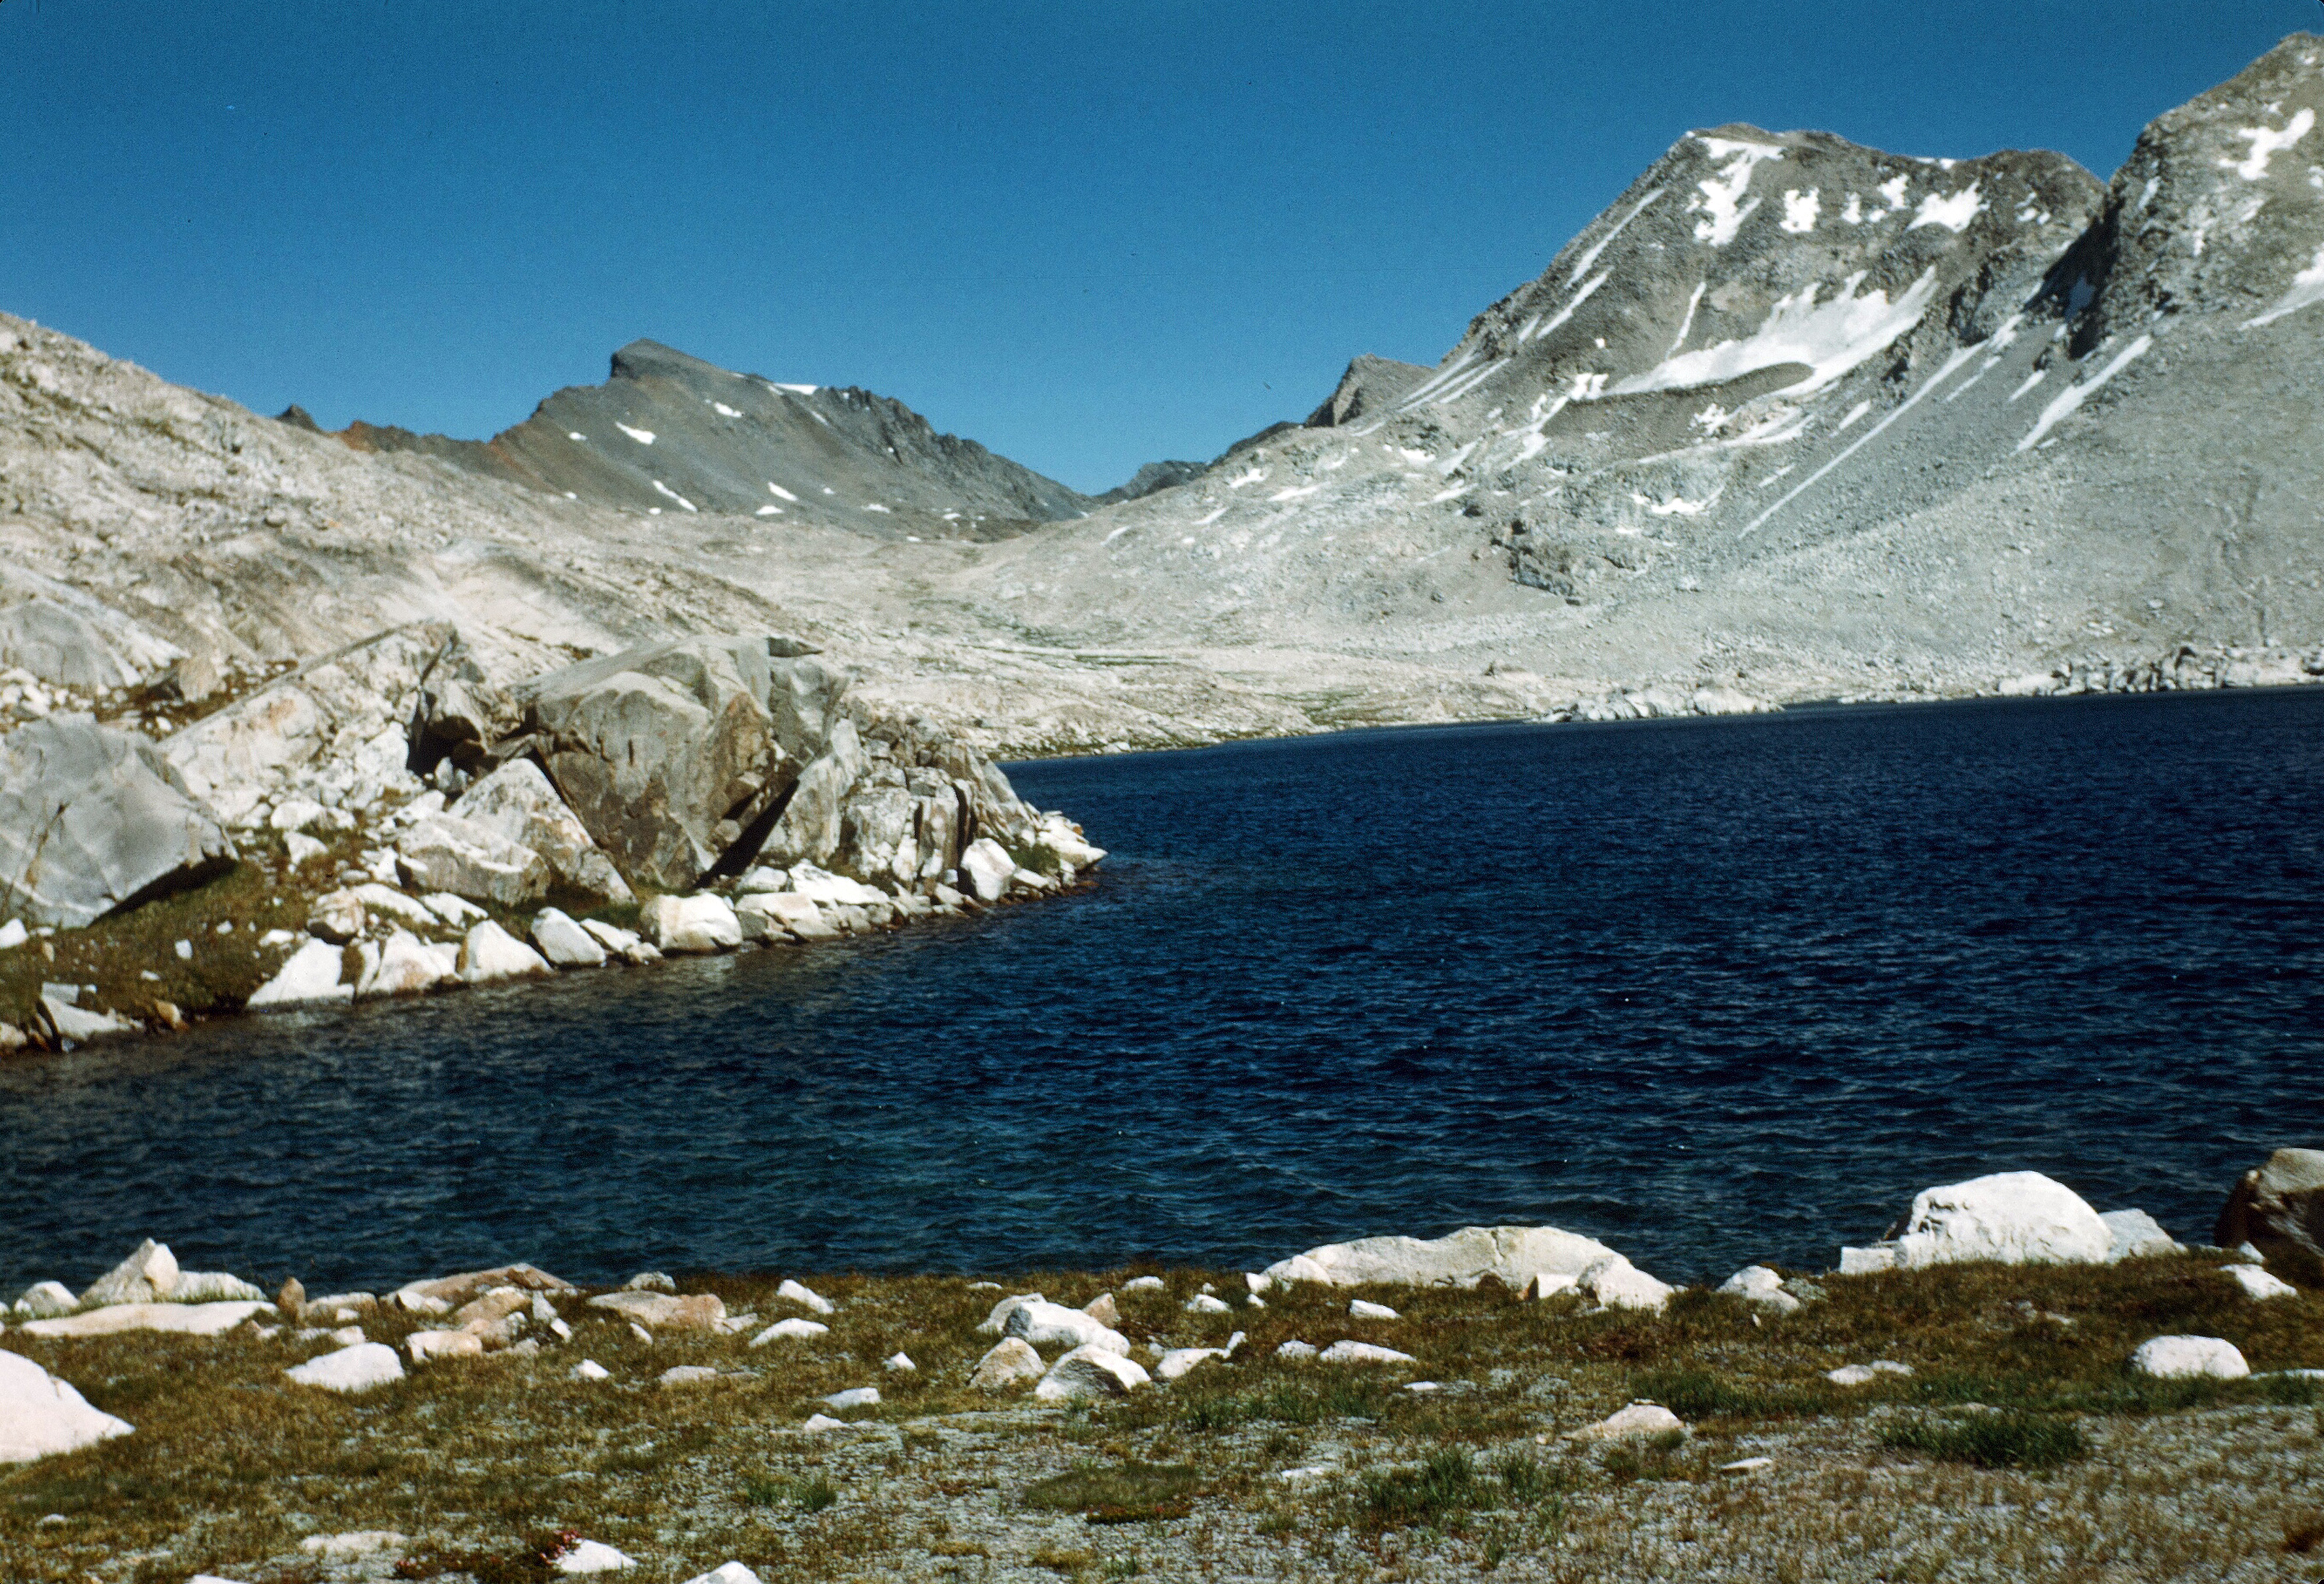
(0, 625, 1104, 1056)
(0, 1155, 2317, 1581)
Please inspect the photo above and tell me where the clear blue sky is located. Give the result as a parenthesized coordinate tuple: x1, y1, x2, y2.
(0, 2, 2309, 493)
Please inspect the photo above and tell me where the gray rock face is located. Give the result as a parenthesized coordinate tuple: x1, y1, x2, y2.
(454, 758, 634, 902)
(0, 599, 139, 688)
(1305, 355, 1433, 428)
(0, 717, 235, 929)
(757, 719, 865, 869)
(2216, 1147, 2324, 1285)
(522, 636, 791, 892)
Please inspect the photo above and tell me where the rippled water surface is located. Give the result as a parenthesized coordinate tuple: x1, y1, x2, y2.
(5, 689, 2322, 1294)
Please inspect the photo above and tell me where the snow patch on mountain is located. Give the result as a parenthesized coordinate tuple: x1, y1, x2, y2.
(1613, 269, 1938, 397)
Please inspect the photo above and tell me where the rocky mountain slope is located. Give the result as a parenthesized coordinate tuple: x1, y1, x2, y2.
(290, 338, 1096, 538)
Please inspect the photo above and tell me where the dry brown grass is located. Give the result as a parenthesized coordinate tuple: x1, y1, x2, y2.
(0, 1256, 2315, 1583)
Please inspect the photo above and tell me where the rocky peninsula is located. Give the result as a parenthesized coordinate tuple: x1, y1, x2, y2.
(1, 1156, 2319, 1582)
(0, 627, 1104, 1053)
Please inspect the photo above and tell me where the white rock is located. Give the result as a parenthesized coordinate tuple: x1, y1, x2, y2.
(350, 883, 439, 929)
(1004, 1298, 1129, 1355)
(2101, 1208, 2183, 1262)
(1276, 1340, 1318, 1360)
(1893, 1171, 2111, 1267)
(299, 1532, 407, 1558)
(2226, 1264, 2298, 1300)
(1155, 1347, 1229, 1381)
(1185, 1293, 1232, 1314)
(640, 893, 741, 953)
(459, 919, 554, 984)
(571, 1359, 611, 1381)
(22, 1301, 269, 1338)
(680, 1564, 763, 1584)
(1348, 1299, 1401, 1321)
(357, 930, 452, 998)
(798, 1414, 848, 1432)
(1839, 1244, 1898, 1275)
(422, 892, 487, 925)
(1318, 1340, 1415, 1366)
(823, 1385, 880, 1410)
(1263, 1224, 1627, 1290)
(660, 1365, 720, 1386)
(734, 866, 789, 895)
(284, 831, 329, 868)
(784, 862, 886, 907)
(750, 1317, 829, 1345)
(0, 919, 25, 949)
(271, 797, 328, 833)
(581, 919, 661, 964)
(958, 838, 1016, 902)
(529, 908, 608, 967)
(248, 939, 353, 1008)
(0, 1347, 133, 1463)
(407, 1329, 486, 1362)
(738, 891, 837, 942)
(1827, 1362, 1914, 1386)
(1120, 1275, 1165, 1293)
(555, 1542, 635, 1575)
(1718, 1266, 1803, 1314)
(1523, 1272, 1579, 1300)
(969, 1337, 1045, 1389)
(78, 1238, 178, 1306)
(776, 1278, 835, 1315)
(1578, 1255, 1676, 1313)
(12, 1281, 76, 1319)
(307, 889, 366, 943)
(885, 1351, 916, 1373)
(1569, 1402, 1687, 1442)
(2131, 1334, 2250, 1379)
(1034, 1344, 1151, 1400)
(284, 1342, 405, 1393)
(1719, 1456, 1774, 1472)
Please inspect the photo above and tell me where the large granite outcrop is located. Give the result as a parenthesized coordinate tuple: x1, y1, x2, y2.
(0, 717, 236, 928)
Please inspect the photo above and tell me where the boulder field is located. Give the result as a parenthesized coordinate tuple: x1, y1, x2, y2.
(0, 628, 1103, 1050)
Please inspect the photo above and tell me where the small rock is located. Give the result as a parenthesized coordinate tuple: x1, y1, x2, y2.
(78, 1238, 179, 1308)
(247, 940, 354, 1008)
(572, 1359, 611, 1381)
(1718, 1266, 1804, 1314)
(1827, 1362, 1914, 1385)
(1185, 1293, 1232, 1314)
(2101, 1208, 2183, 1262)
(459, 919, 554, 985)
(1082, 1291, 1120, 1327)
(659, 1365, 720, 1387)
(307, 890, 366, 943)
(553, 1540, 636, 1575)
(531, 908, 608, 968)
(885, 1352, 916, 1373)
(799, 1413, 848, 1432)
(1122, 1276, 1165, 1293)
(1578, 1255, 1675, 1313)
(2225, 1264, 2298, 1300)
(974, 1291, 1044, 1335)
(640, 893, 741, 954)
(1155, 1346, 1229, 1381)
(1719, 1456, 1774, 1472)
(1005, 1298, 1129, 1355)
(1523, 1272, 1578, 1300)
(357, 930, 453, 998)
(421, 892, 488, 925)
(2131, 1334, 2251, 1379)
(679, 1564, 762, 1584)
(1276, 1340, 1318, 1361)
(959, 838, 1016, 902)
(823, 1386, 880, 1410)
(407, 1330, 486, 1364)
(284, 1342, 405, 1393)
(581, 919, 661, 964)
(1034, 1344, 1152, 1400)
(1570, 1402, 1687, 1442)
(0, 919, 25, 950)
(750, 1317, 829, 1345)
(588, 1291, 726, 1331)
(969, 1338, 1045, 1389)
(285, 832, 329, 868)
(776, 1278, 834, 1315)
(1319, 1340, 1416, 1366)
(623, 1272, 677, 1293)
(276, 1278, 305, 1315)
(1348, 1298, 1401, 1321)
(12, 1281, 77, 1320)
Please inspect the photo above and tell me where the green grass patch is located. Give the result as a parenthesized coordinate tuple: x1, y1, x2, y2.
(1022, 1462, 1198, 1523)
(1880, 1412, 2089, 1471)
(742, 1472, 837, 1512)
(1631, 1368, 1835, 1422)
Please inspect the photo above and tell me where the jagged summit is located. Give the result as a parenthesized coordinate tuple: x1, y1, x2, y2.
(307, 338, 1098, 537)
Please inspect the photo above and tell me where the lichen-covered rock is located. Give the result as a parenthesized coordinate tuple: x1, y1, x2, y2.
(0, 718, 235, 929)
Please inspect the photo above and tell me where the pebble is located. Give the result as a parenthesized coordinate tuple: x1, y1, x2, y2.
(572, 1359, 610, 1381)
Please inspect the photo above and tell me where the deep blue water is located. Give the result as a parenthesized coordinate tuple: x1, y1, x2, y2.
(4, 689, 2322, 1296)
